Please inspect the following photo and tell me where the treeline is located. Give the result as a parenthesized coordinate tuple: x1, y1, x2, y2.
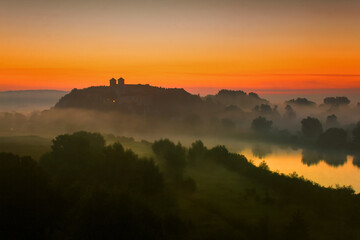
(251, 115, 360, 152)
(0, 132, 359, 239)
(0, 132, 186, 240)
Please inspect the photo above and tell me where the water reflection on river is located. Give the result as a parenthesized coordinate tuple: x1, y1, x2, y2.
(240, 143, 360, 192)
(194, 138, 360, 192)
(174, 136, 360, 192)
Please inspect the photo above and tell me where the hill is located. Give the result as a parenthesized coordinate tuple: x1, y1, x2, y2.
(55, 84, 202, 115)
(54, 79, 267, 116)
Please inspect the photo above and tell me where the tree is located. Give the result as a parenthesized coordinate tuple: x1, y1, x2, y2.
(217, 89, 246, 96)
(317, 128, 347, 149)
(40, 131, 106, 186)
(286, 98, 316, 107)
(353, 156, 360, 168)
(325, 114, 339, 129)
(248, 92, 260, 99)
(188, 140, 207, 163)
(253, 104, 276, 114)
(352, 122, 360, 144)
(322, 151, 347, 167)
(324, 96, 350, 106)
(252, 145, 272, 159)
(152, 139, 197, 193)
(251, 116, 273, 133)
(284, 104, 296, 120)
(0, 153, 63, 239)
(50, 131, 105, 165)
(301, 149, 321, 166)
(301, 117, 323, 138)
(152, 139, 187, 183)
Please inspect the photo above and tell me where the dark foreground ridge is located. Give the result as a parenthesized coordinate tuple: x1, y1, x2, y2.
(0, 131, 359, 240)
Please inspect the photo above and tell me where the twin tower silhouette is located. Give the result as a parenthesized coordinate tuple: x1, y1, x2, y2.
(109, 77, 125, 87)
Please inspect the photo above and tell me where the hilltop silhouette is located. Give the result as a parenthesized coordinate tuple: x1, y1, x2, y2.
(55, 77, 267, 115)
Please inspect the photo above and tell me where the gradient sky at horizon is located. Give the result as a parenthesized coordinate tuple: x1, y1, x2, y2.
(1, 0, 360, 93)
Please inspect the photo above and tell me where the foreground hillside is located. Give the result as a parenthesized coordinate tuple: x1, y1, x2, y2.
(0, 131, 359, 240)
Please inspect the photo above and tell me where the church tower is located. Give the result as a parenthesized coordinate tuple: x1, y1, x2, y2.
(118, 77, 125, 86)
(109, 78, 116, 87)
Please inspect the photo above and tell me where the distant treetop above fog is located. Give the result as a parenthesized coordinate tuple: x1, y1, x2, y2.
(217, 89, 247, 96)
(253, 104, 279, 116)
(286, 98, 316, 107)
(207, 89, 268, 110)
(323, 97, 350, 106)
(216, 90, 261, 99)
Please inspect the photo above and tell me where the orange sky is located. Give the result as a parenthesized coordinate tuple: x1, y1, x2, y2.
(1, 0, 360, 93)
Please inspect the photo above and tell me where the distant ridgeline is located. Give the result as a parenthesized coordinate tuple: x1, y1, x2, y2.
(55, 78, 267, 115)
(205, 89, 268, 109)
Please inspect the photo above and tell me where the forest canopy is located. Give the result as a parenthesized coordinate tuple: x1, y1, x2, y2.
(0, 131, 359, 239)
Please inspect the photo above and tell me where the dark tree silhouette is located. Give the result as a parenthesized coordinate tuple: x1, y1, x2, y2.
(301, 117, 323, 138)
(352, 122, 360, 144)
(286, 98, 316, 107)
(253, 104, 278, 115)
(324, 96, 350, 106)
(1, 132, 360, 239)
(353, 156, 360, 168)
(322, 151, 347, 167)
(301, 149, 321, 166)
(217, 89, 246, 96)
(224, 104, 238, 111)
(0, 153, 63, 240)
(325, 114, 339, 129)
(188, 140, 207, 163)
(51, 131, 105, 162)
(252, 144, 272, 159)
(284, 104, 296, 120)
(152, 139, 187, 183)
(317, 128, 347, 149)
(251, 116, 273, 133)
(249, 92, 260, 98)
(40, 131, 106, 186)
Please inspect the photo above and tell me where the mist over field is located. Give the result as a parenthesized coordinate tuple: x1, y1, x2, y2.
(2, 86, 360, 139)
(0, 90, 68, 113)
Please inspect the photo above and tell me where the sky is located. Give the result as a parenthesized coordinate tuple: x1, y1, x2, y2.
(1, 0, 360, 95)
